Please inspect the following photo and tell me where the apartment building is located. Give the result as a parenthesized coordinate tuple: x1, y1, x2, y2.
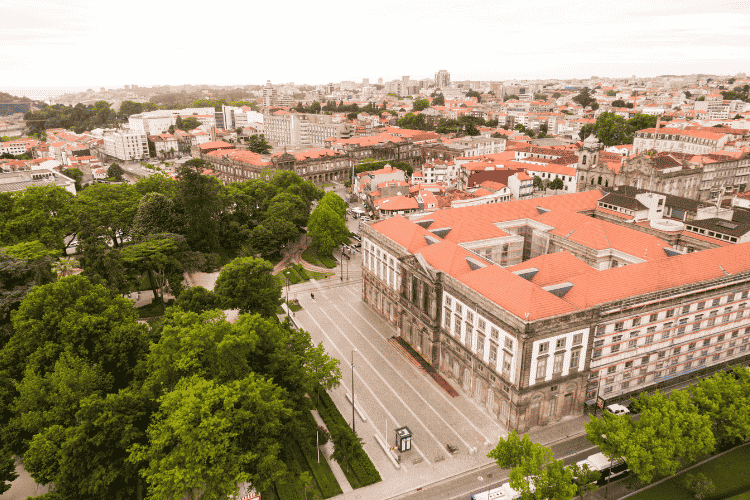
(103, 131, 149, 161)
(359, 191, 750, 432)
(263, 112, 354, 149)
(633, 127, 730, 155)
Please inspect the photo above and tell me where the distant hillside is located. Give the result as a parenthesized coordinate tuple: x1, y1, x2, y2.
(0, 92, 47, 116)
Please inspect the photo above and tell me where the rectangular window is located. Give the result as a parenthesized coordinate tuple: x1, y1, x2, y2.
(556, 338, 566, 350)
(713, 298, 720, 307)
(732, 330, 739, 338)
(713, 354, 720, 361)
(503, 352, 512, 374)
(728, 293, 735, 302)
(490, 327, 499, 340)
(608, 365, 617, 374)
(621, 381, 630, 389)
(611, 343, 621, 353)
(662, 330, 671, 340)
(697, 301, 706, 310)
(477, 334, 485, 358)
(665, 309, 675, 318)
(614, 321, 624, 332)
(682, 305, 691, 314)
(572, 333, 583, 345)
(743, 291, 749, 299)
(444, 311, 451, 329)
(658, 351, 666, 359)
(536, 358, 547, 379)
(538, 342, 549, 354)
(570, 350, 580, 369)
(647, 326, 657, 334)
(723, 307, 732, 323)
(628, 339, 637, 349)
(718, 333, 725, 341)
(632, 317, 641, 327)
(490, 344, 498, 363)
(505, 337, 513, 350)
(553, 353, 564, 374)
(593, 349, 602, 359)
(630, 330, 640, 338)
(650, 313, 659, 322)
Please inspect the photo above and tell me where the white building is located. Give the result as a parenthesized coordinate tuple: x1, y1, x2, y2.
(103, 131, 149, 161)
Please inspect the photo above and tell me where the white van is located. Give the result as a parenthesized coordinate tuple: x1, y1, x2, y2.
(605, 404, 630, 416)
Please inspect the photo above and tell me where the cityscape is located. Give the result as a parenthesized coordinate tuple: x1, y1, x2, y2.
(2, 2, 750, 500)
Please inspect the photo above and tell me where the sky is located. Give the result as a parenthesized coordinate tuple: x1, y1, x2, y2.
(1, 0, 749, 94)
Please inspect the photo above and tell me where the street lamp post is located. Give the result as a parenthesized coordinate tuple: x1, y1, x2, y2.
(351, 348, 357, 434)
(285, 270, 291, 319)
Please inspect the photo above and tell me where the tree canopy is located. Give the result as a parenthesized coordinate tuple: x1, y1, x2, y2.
(308, 202, 349, 256)
(572, 88, 597, 109)
(214, 257, 281, 316)
(0, 185, 76, 252)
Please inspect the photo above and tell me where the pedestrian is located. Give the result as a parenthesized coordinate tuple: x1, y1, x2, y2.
(311, 292, 315, 299)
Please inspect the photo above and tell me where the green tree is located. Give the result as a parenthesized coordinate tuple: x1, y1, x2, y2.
(175, 115, 183, 130)
(175, 165, 225, 252)
(299, 470, 313, 500)
(688, 368, 750, 446)
(572, 88, 596, 109)
(533, 175, 543, 190)
(75, 182, 138, 248)
(52, 388, 154, 500)
(180, 116, 201, 131)
(683, 472, 715, 500)
(0, 449, 17, 494)
(586, 390, 715, 485)
(309, 101, 321, 114)
(107, 162, 124, 181)
(579, 123, 595, 141)
(130, 193, 176, 242)
(552, 92, 562, 99)
(0, 243, 56, 339)
(120, 235, 188, 303)
(10, 351, 113, 448)
(66, 167, 84, 191)
(318, 191, 347, 218)
(611, 99, 627, 108)
(173, 286, 220, 314)
(129, 374, 292, 500)
(488, 430, 576, 500)
(2, 275, 147, 386)
(134, 173, 178, 199)
(431, 93, 445, 106)
(250, 217, 298, 260)
(308, 203, 349, 256)
(550, 177, 564, 190)
(248, 134, 272, 154)
(305, 342, 342, 404)
(265, 192, 309, 230)
(412, 98, 430, 112)
(568, 462, 600, 499)
(466, 89, 482, 102)
(0, 185, 76, 252)
(330, 425, 364, 473)
(214, 257, 280, 317)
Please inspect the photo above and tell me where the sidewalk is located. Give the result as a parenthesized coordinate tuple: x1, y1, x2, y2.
(310, 409, 354, 494)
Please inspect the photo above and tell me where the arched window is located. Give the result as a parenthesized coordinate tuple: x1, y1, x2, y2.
(605, 180, 609, 187)
(598, 176, 602, 185)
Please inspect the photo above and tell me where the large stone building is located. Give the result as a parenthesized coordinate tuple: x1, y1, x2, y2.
(360, 191, 750, 432)
(576, 136, 750, 202)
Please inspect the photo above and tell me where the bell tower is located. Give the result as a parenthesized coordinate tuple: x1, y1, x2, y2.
(576, 134, 603, 191)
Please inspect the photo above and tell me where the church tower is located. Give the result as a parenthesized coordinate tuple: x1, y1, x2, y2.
(576, 134, 604, 192)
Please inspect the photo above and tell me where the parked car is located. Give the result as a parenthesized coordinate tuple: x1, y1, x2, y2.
(605, 404, 630, 416)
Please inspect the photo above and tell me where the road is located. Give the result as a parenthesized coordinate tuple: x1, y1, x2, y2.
(401, 436, 598, 500)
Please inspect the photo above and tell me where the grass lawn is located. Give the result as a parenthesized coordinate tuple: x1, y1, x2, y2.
(627, 444, 750, 500)
(302, 248, 338, 269)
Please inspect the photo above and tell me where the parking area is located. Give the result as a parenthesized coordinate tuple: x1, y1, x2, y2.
(293, 278, 507, 478)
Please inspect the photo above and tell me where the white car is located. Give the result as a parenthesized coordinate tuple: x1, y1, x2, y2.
(605, 404, 630, 416)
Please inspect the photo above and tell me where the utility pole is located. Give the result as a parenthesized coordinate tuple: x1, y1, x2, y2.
(351, 348, 357, 433)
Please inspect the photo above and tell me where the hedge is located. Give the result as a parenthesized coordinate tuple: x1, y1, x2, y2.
(316, 388, 382, 487)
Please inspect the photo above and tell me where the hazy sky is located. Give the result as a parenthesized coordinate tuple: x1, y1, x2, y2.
(1, 0, 748, 91)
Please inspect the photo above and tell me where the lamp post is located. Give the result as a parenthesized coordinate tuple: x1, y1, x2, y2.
(351, 348, 357, 433)
(285, 270, 291, 319)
